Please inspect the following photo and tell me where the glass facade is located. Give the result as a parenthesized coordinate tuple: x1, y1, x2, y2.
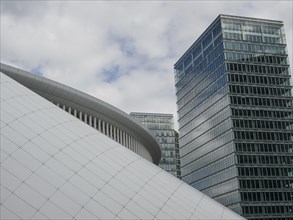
(174, 15, 293, 220)
(130, 113, 181, 178)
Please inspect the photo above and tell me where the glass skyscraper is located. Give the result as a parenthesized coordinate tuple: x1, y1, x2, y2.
(174, 14, 293, 219)
(130, 113, 181, 179)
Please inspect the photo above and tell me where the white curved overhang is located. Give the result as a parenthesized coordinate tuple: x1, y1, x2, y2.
(0, 63, 161, 164)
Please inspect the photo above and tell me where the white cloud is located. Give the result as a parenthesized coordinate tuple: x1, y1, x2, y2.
(1, 1, 292, 130)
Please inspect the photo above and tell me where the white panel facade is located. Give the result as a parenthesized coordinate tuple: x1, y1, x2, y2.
(0, 73, 244, 219)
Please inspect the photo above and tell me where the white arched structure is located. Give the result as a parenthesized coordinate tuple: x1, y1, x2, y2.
(0, 63, 161, 164)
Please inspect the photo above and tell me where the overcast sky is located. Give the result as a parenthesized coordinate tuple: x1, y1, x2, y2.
(1, 1, 292, 129)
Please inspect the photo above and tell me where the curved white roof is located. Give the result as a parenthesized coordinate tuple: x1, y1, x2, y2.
(0, 73, 245, 219)
(0, 63, 161, 164)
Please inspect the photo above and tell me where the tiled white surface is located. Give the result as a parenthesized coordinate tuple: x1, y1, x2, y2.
(0, 73, 245, 219)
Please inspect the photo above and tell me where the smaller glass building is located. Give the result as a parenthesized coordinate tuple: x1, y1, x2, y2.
(130, 113, 181, 178)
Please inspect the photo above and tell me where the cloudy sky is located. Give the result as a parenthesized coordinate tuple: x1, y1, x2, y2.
(1, 1, 292, 129)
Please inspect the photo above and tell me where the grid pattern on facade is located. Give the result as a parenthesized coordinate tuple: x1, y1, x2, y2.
(130, 113, 181, 178)
(0, 73, 244, 219)
(222, 15, 293, 220)
(174, 14, 293, 220)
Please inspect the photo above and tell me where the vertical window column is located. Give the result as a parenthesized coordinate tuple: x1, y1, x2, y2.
(106, 123, 109, 136)
(110, 124, 113, 139)
(125, 133, 128, 148)
(98, 119, 101, 131)
(129, 136, 133, 151)
(113, 127, 117, 141)
(133, 139, 136, 153)
(126, 134, 130, 149)
(116, 128, 120, 142)
(123, 131, 126, 146)
(93, 117, 97, 129)
(119, 129, 123, 145)
(135, 139, 138, 153)
(89, 115, 92, 126)
(102, 120, 105, 134)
